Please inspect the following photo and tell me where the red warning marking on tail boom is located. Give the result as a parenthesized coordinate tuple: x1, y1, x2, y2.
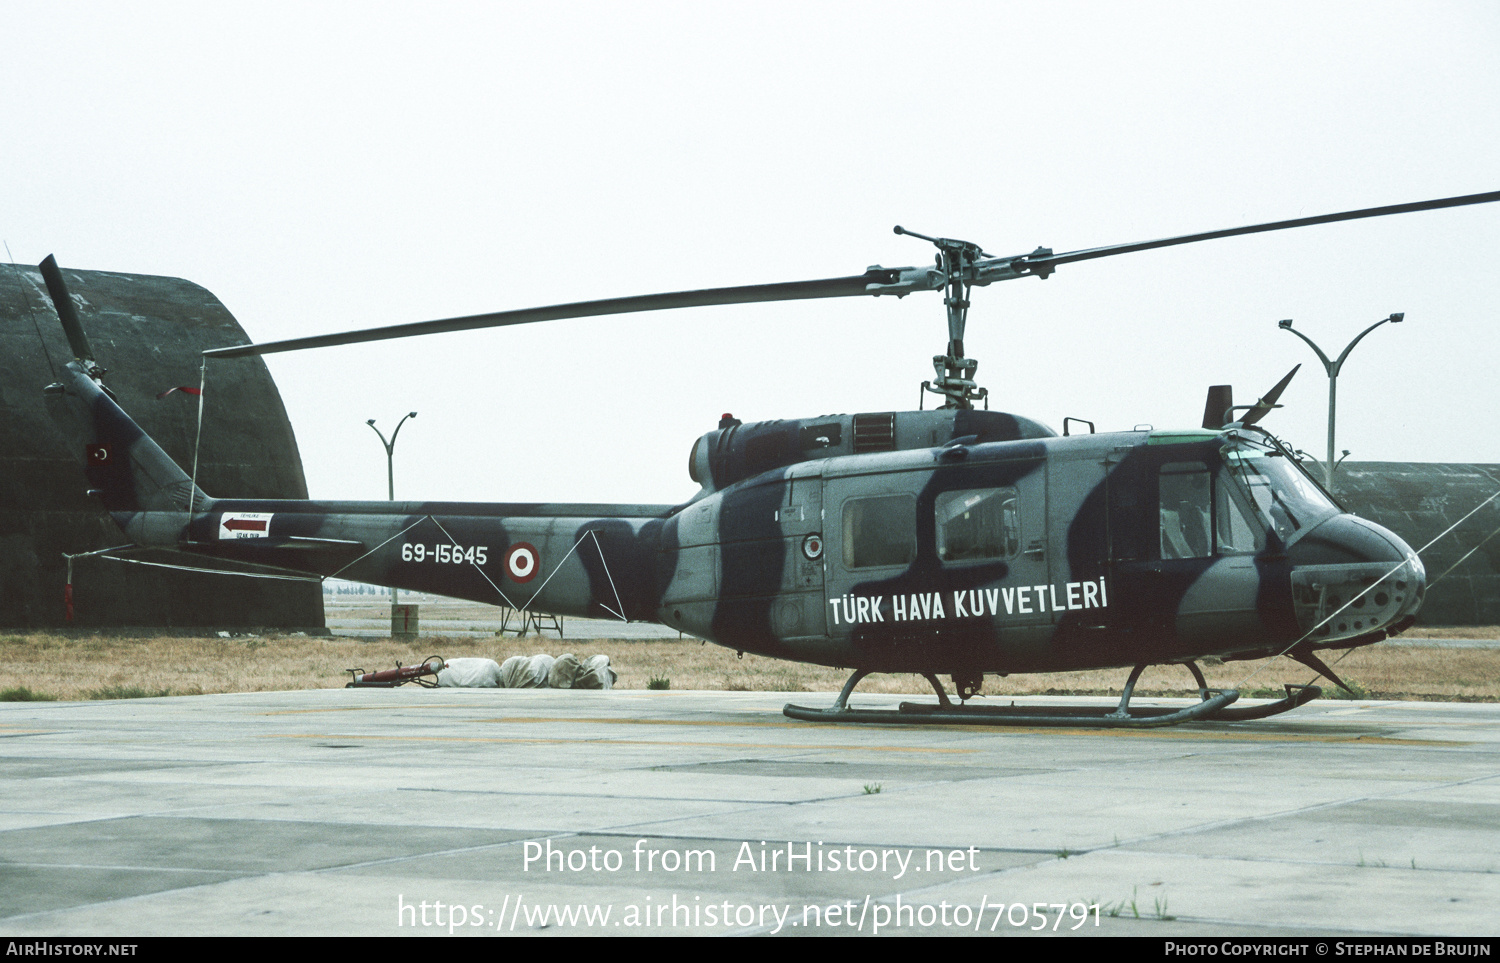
(223, 518, 268, 532)
(218, 513, 274, 540)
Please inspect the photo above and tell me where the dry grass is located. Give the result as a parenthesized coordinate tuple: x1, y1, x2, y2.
(1401, 625, 1500, 640)
(1, 629, 1497, 703)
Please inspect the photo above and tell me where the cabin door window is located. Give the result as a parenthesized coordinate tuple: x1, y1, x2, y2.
(841, 494, 917, 569)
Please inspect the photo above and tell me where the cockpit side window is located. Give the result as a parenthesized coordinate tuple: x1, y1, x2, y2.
(1216, 475, 1264, 554)
(1160, 463, 1212, 559)
(1158, 461, 1266, 559)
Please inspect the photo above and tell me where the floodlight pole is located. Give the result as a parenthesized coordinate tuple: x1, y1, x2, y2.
(1278, 315, 1402, 489)
(366, 412, 417, 605)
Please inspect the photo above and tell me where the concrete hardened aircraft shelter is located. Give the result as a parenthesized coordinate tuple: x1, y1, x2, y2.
(0, 262, 323, 632)
(0, 262, 1494, 631)
(1332, 462, 1498, 626)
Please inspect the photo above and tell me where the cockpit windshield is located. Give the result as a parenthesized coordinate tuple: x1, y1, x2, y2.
(1222, 445, 1339, 542)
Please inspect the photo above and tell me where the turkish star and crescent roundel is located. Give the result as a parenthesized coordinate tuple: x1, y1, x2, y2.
(505, 542, 539, 583)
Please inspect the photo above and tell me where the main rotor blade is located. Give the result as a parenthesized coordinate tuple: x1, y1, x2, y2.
(1017, 190, 1500, 274)
(204, 271, 893, 359)
(205, 189, 1500, 359)
(1239, 364, 1301, 427)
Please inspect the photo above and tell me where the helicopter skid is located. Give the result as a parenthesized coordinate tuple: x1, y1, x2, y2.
(783, 683, 1324, 728)
(1202, 683, 1322, 722)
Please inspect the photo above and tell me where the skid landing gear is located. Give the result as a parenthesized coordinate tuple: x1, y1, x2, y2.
(783, 662, 1322, 728)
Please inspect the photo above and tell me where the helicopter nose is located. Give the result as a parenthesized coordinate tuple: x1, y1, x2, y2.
(1286, 514, 1425, 643)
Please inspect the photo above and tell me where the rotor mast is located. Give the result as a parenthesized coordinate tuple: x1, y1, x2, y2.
(894, 227, 988, 409)
(893, 226, 1049, 410)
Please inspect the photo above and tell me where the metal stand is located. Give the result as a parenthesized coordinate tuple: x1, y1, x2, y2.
(498, 607, 565, 639)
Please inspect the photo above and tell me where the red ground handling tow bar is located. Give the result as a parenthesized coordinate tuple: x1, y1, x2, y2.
(345, 656, 446, 688)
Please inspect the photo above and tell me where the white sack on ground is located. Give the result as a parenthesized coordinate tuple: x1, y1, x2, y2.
(574, 654, 617, 690)
(499, 654, 555, 688)
(548, 653, 582, 688)
(436, 658, 502, 688)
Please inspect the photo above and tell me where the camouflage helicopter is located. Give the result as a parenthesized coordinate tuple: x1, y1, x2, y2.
(40, 190, 1500, 727)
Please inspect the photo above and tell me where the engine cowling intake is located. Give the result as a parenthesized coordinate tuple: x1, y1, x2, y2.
(688, 409, 1056, 493)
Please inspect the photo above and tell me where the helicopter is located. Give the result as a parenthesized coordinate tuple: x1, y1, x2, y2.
(38, 189, 1500, 727)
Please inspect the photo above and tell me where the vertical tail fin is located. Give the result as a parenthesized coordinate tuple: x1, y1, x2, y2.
(48, 361, 209, 518)
(38, 256, 207, 545)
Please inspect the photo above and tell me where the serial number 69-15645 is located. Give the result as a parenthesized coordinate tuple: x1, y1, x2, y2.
(400, 543, 488, 565)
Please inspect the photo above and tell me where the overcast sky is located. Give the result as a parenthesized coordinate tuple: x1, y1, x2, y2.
(4, 2, 1497, 505)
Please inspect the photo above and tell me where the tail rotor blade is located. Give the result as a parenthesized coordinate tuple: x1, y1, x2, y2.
(39, 255, 96, 364)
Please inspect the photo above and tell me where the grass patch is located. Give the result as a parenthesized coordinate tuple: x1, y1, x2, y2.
(1101, 886, 1173, 921)
(1324, 678, 1372, 700)
(1, 686, 57, 702)
(646, 674, 671, 690)
(87, 685, 174, 700)
(863, 782, 882, 795)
